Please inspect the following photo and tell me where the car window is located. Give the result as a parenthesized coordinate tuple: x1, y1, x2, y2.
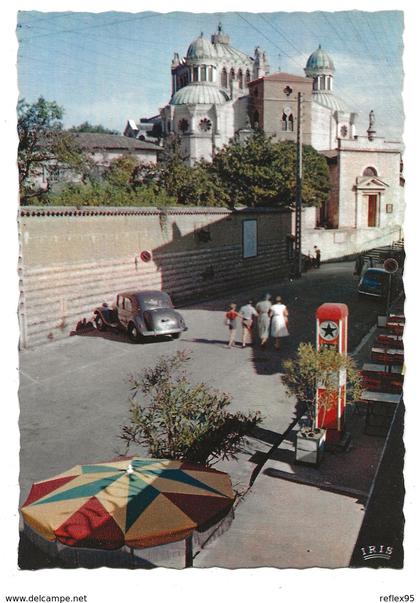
(139, 293, 172, 310)
(364, 271, 387, 285)
(124, 298, 132, 312)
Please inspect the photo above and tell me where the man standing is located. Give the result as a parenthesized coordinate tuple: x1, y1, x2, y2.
(314, 246, 321, 268)
(239, 300, 258, 348)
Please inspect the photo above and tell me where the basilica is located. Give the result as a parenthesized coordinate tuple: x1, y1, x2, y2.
(125, 24, 404, 258)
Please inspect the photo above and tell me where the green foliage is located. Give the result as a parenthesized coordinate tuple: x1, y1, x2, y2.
(146, 137, 230, 207)
(104, 155, 139, 188)
(68, 121, 120, 135)
(282, 343, 362, 428)
(19, 103, 330, 209)
(26, 181, 177, 207)
(18, 96, 92, 204)
(120, 350, 262, 466)
(212, 131, 330, 208)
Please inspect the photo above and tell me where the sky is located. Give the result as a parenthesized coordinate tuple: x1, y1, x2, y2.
(16, 9, 405, 140)
(2, 1, 420, 603)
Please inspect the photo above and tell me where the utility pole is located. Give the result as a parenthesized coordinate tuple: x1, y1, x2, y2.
(294, 91, 303, 277)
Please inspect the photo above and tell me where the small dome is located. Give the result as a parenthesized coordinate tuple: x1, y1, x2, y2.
(305, 45, 335, 76)
(186, 33, 216, 60)
(170, 83, 229, 105)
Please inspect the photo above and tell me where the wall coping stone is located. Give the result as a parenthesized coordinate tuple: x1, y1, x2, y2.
(19, 206, 292, 218)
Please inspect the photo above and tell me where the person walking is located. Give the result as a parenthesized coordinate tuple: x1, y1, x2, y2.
(270, 296, 289, 350)
(225, 303, 240, 348)
(239, 300, 258, 348)
(314, 246, 321, 268)
(255, 293, 272, 347)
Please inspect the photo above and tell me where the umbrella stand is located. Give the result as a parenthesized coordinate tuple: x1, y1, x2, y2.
(185, 534, 193, 568)
(129, 537, 193, 568)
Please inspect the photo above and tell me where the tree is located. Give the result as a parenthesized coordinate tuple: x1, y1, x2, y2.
(104, 155, 139, 189)
(17, 97, 91, 204)
(68, 121, 120, 135)
(212, 130, 330, 208)
(120, 350, 262, 466)
(134, 136, 230, 207)
(281, 343, 362, 431)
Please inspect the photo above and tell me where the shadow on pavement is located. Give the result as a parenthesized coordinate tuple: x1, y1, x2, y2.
(350, 401, 405, 569)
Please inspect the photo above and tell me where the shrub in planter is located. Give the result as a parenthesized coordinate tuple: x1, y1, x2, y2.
(282, 343, 362, 429)
(282, 343, 362, 463)
(120, 350, 262, 467)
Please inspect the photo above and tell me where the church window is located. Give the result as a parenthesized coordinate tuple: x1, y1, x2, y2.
(200, 65, 206, 81)
(320, 76, 326, 90)
(199, 118, 212, 132)
(178, 118, 189, 133)
(229, 68, 235, 86)
(245, 69, 251, 85)
(238, 69, 243, 89)
(283, 86, 293, 96)
(253, 110, 259, 128)
(193, 67, 199, 82)
(363, 166, 378, 177)
(221, 67, 228, 88)
(281, 111, 294, 131)
(340, 125, 348, 138)
(208, 66, 214, 82)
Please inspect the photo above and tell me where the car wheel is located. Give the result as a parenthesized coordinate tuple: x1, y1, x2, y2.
(128, 323, 141, 342)
(171, 333, 181, 340)
(94, 314, 107, 332)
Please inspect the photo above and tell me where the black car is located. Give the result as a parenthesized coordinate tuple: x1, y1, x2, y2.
(93, 290, 187, 342)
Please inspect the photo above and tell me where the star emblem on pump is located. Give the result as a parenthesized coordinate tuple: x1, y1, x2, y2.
(319, 320, 338, 341)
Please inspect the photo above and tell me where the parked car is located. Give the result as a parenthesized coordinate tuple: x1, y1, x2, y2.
(93, 290, 187, 342)
(358, 268, 402, 299)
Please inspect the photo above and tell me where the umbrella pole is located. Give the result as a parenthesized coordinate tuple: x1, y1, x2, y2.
(185, 534, 193, 568)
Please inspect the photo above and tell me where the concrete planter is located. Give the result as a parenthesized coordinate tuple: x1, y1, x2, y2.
(295, 427, 327, 467)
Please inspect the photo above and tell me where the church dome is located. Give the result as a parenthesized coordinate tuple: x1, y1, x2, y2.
(170, 83, 229, 105)
(186, 33, 216, 60)
(312, 91, 349, 112)
(305, 45, 335, 76)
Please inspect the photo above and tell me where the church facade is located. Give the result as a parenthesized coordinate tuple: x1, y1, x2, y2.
(127, 27, 404, 259)
(248, 44, 404, 248)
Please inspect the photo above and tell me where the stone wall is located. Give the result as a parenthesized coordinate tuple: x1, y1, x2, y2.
(302, 223, 402, 263)
(18, 206, 293, 348)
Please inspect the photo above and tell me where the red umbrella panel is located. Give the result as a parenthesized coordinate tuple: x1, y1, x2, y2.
(21, 457, 235, 550)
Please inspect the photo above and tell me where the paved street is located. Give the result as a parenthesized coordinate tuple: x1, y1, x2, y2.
(19, 261, 388, 568)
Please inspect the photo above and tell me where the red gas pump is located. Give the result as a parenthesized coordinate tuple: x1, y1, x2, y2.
(315, 303, 349, 444)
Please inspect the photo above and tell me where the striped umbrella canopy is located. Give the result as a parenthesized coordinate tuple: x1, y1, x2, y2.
(21, 457, 235, 551)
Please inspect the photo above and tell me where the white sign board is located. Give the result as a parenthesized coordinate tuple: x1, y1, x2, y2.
(243, 219, 257, 258)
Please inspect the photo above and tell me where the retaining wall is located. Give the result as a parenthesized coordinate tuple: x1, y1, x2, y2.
(18, 206, 293, 348)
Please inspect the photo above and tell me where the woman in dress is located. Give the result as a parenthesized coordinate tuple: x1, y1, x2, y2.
(255, 293, 272, 347)
(270, 296, 289, 350)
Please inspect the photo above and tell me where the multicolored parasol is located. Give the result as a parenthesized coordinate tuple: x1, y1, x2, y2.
(21, 457, 235, 559)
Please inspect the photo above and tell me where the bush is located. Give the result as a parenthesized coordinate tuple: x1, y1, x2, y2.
(282, 343, 362, 429)
(120, 350, 262, 466)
